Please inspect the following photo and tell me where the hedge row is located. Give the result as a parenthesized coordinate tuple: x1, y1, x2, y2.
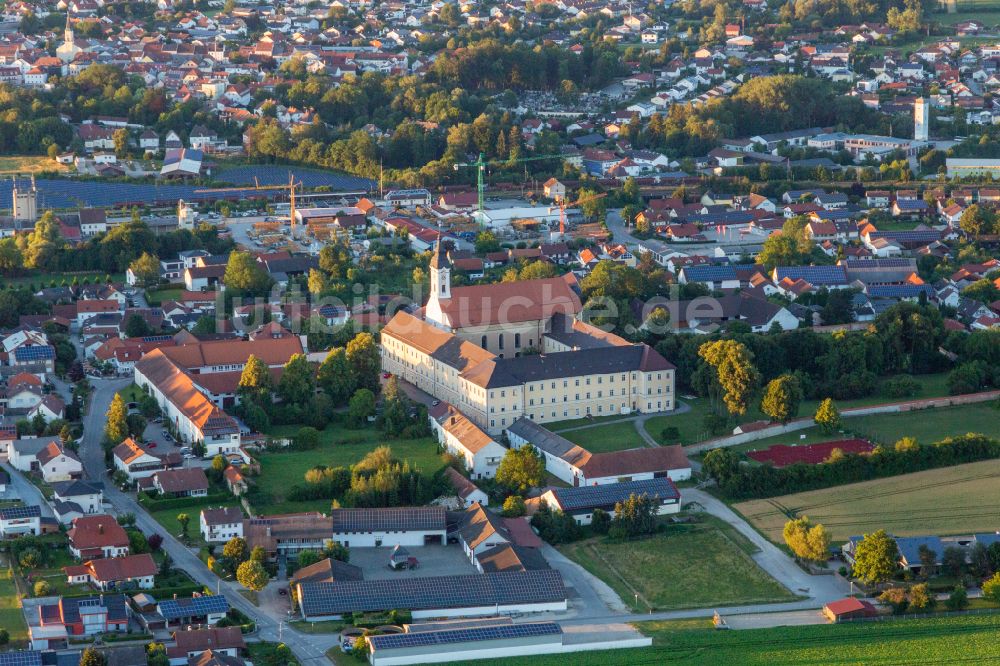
(138, 491, 232, 511)
(716, 433, 999, 500)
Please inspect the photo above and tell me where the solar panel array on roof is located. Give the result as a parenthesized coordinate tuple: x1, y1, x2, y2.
(869, 230, 940, 242)
(774, 265, 848, 285)
(141, 335, 174, 343)
(331, 507, 446, 533)
(299, 570, 565, 616)
(681, 265, 737, 281)
(867, 285, 933, 298)
(368, 622, 562, 651)
(0, 651, 43, 666)
(158, 594, 229, 620)
(842, 258, 915, 268)
(551, 478, 679, 512)
(0, 505, 41, 520)
(13, 346, 55, 361)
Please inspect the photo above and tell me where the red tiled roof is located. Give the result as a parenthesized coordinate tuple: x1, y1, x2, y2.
(65, 553, 157, 583)
(68, 515, 129, 551)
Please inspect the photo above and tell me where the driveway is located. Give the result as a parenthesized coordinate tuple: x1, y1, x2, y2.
(540, 543, 627, 617)
(1, 463, 55, 518)
(684, 489, 850, 604)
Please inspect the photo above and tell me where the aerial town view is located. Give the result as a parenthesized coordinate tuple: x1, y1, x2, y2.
(0, 0, 999, 663)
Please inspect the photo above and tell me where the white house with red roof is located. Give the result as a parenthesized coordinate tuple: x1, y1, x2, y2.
(68, 514, 130, 559)
(64, 553, 157, 590)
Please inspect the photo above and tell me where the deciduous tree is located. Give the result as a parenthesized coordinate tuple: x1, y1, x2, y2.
(128, 252, 160, 287)
(277, 353, 314, 406)
(496, 445, 545, 493)
(814, 398, 841, 434)
(236, 559, 269, 592)
(104, 393, 128, 444)
(852, 530, 898, 586)
(760, 374, 802, 424)
(698, 339, 761, 416)
(783, 516, 831, 564)
(346, 332, 380, 393)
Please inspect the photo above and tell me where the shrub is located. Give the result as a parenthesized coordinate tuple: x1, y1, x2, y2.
(881, 375, 921, 399)
(660, 426, 680, 443)
(18, 547, 42, 569)
(945, 585, 968, 611)
(0, 629, 8, 645)
(878, 587, 909, 615)
(501, 495, 526, 517)
(34, 580, 51, 596)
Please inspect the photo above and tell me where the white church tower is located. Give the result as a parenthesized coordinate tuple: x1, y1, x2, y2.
(914, 97, 929, 142)
(424, 235, 451, 329)
(56, 14, 82, 63)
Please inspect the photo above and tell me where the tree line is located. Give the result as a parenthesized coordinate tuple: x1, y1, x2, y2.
(704, 433, 999, 500)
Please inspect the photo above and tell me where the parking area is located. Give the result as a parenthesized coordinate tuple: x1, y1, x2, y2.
(347, 544, 479, 580)
(139, 422, 211, 468)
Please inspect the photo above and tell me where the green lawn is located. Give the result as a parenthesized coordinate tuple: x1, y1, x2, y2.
(644, 397, 717, 446)
(0, 567, 29, 649)
(458, 614, 1000, 665)
(730, 401, 1000, 456)
(255, 424, 446, 514)
(551, 414, 634, 431)
(144, 287, 184, 306)
(149, 500, 242, 546)
(663, 372, 953, 448)
(118, 383, 145, 404)
(245, 642, 299, 665)
(557, 524, 795, 612)
(559, 422, 648, 453)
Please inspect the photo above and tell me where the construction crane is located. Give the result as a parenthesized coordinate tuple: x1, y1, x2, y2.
(452, 151, 563, 218)
(196, 173, 303, 235)
(550, 191, 608, 239)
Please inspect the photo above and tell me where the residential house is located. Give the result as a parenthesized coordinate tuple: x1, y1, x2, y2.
(64, 553, 157, 591)
(28, 595, 129, 650)
(67, 514, 130, 559)
(0, 504, 42, 537)
(149, 468, 208, 497)
(199, 507, 244, 543)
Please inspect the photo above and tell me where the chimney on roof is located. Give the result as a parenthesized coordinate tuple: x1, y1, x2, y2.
(450, 416, 456, 425)
(98, 523, 104, 534)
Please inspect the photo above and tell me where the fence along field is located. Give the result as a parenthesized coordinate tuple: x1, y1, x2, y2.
(734, 458, 1000, 543)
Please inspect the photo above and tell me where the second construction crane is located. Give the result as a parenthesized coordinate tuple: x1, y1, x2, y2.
(196, 173, 303, 234)
(453, 151, 562, 219)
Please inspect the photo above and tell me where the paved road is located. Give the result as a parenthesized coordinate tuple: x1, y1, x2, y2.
(80, 378, 338, 665)
(2, 463, 55, 518)
(539, 543, 626, 617)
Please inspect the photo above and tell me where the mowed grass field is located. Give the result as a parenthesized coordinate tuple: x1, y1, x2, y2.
(648, 374, 952, 447)
(0, 155, 68, 174)
(0, 567, 28, 649)
(150, 500, 243, 545)
(557, 525, 795, 612)
(735, 458, 1000, 543)
(457, 614, 1000, 665)
(255, 424, 447, 514)
(558, 422, 648, 453)
(729, 402, 1000, 456)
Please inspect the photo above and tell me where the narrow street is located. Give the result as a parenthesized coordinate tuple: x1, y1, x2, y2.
(2, 463, 55, 517)
(80, 378, 338, 665)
